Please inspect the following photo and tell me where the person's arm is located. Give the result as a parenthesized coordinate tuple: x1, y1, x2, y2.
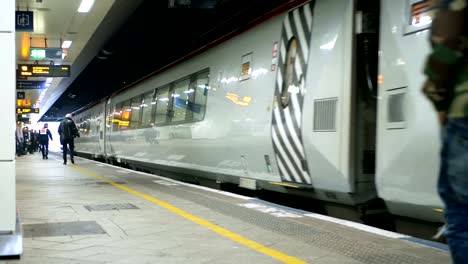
(47, 129, 53, 141)
(58, 122, 62, 134)
(72, 122, 80, 137)
(422, 0, 465, 124)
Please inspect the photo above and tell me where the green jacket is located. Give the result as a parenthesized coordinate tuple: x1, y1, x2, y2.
(423, 0, 468, 117)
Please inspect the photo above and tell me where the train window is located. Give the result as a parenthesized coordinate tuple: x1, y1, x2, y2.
(112, 103, 122, 131)
(155, 85, 170, 125)
(240, 53, 252, 81)
(130, 95, 142, 129)
(281, 37, 298, 108)
(84, 119, 90, 135)
(141, 90, 155, 127)
(404, 0, 436, 35)
(171, 78, 190, 123)
(185, 78, 197, 121)
(120, 99, 131, 129)
(191, 70, 209, 121)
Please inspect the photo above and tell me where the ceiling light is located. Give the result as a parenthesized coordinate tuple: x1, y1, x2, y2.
(78, 0, 95, 13)
(62, 40, 72, 49)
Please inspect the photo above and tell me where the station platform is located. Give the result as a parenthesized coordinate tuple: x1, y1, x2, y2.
(5, 153, 450, 264)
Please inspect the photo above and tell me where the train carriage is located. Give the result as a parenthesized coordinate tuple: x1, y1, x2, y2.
(73, 0, 444, 228)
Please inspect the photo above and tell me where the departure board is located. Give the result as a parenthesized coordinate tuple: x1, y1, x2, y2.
(18, 64, 71, 77)
(17, 108, 39, 114)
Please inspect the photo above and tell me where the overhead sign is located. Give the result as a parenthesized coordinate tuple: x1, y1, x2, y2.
(17, 108, 39, 114)
(17, 80, 46, 90)
(16, 11, 34, 31)
(30, 48, 63, 60)
(18, 64, 71, 77)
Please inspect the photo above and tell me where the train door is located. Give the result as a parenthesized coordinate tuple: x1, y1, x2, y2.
(271, 0, 380, 195)
(376, 0, 443, 221)
(104, 98, 112, 157)
(271, 2, 314, 185)
(352, 0, 379, 194)
(98, 105, 105, 157)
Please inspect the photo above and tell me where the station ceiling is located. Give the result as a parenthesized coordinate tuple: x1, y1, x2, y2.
(15, 0, 144, 123)
(16, 0, 295, 122)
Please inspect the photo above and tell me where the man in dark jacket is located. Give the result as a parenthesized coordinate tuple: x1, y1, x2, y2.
(58, 113, 80, 165)
(23, 127, 33, 154)
(39, 123, 53, 159)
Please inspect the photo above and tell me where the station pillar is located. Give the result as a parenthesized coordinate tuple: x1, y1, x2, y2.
(0, 0, 17, 234)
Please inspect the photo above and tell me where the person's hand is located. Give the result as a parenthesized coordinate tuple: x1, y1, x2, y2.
(439, 112, 447, 126)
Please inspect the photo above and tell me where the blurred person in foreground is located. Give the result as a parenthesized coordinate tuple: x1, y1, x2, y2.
(422, 0, 468, 263)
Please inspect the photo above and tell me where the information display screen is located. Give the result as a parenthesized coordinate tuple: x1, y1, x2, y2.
(17, 108, 39, 114)
(18, 64, 70, 77)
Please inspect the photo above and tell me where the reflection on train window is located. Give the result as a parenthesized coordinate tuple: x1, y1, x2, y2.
(281, 37, 298, 108)
(79, 116, 91, 135)
(409, 0, 435, 26)
(112, 68, 209, 130)
(171, 78, 190, 123)
(120, 99, 131, 129)
(141, 90, 155, 127)
(130, 95, 142, 129)
(84, 120, 89, 134)
(404, 0, 436, 35)
(155, 85, 170, 125)
(192, 70, 209, 121)
(112, 103, 122, 131)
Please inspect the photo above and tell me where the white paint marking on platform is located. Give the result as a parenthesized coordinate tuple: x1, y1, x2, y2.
(240, 203, 303, 218)
(153, 180, 179, 186)
(115, 170, 131, 174)
(304, 212, 409, 239)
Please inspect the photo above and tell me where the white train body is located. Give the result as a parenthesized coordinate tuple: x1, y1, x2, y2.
(74, 0, 444, 223)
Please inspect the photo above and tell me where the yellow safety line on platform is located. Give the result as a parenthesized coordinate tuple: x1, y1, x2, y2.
(69, 164, 307, 264)
(269, 182, 301, 188)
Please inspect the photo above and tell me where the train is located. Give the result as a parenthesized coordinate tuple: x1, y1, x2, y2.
(72, 0, 444, 230)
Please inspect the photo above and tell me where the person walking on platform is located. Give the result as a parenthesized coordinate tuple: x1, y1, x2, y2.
(32, 130, 39, 152)
(38, 123, 53, 159)
(23, 126, 33, 154)
(58, 113, 80, 165)
(422, 0, 468, 263)
(16, 124, 24, 156)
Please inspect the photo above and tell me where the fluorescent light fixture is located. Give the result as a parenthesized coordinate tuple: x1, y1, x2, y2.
(78, 0, 95, 13)
(62, 40, 72, 49)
